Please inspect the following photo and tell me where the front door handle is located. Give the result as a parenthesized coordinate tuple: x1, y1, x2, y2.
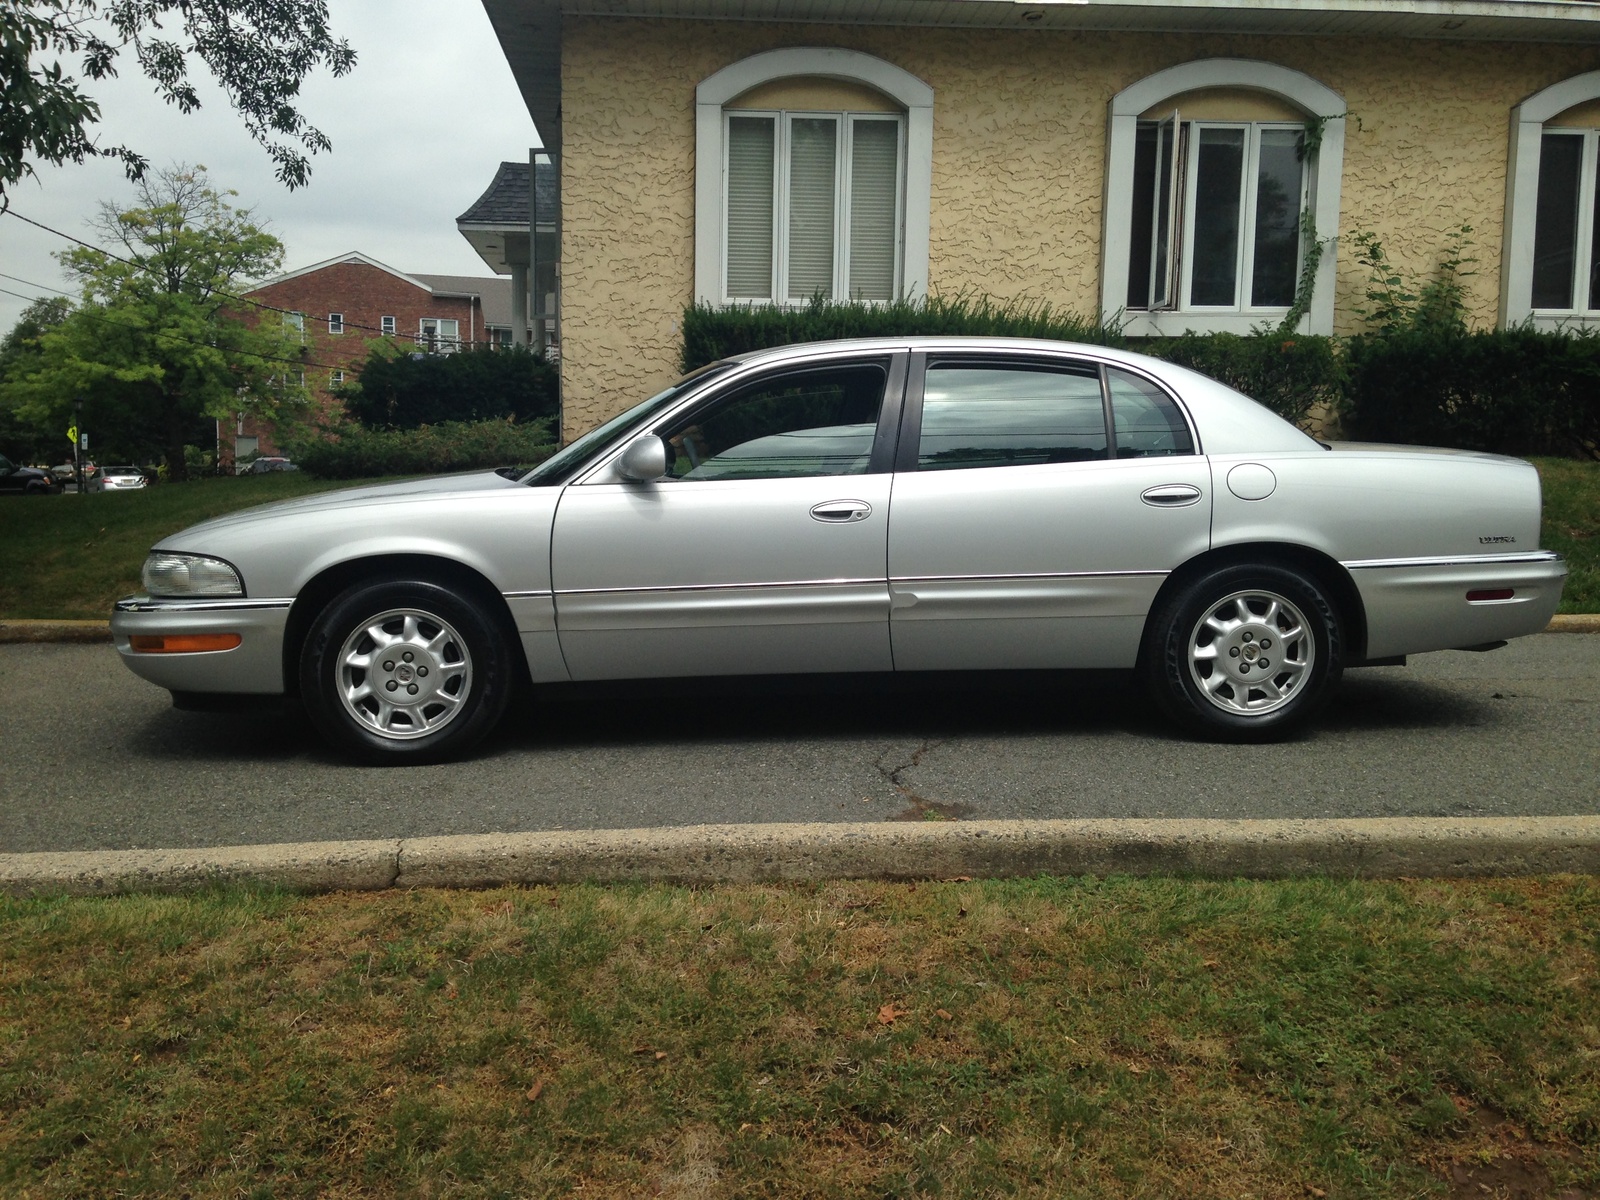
(811, 500, 872, 523)
(1141, 484, 1202, 507)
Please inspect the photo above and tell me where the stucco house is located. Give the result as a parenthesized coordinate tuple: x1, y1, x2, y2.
(478, 0, 1600, 441)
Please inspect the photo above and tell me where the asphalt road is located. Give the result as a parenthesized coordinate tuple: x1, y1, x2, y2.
(2, 634, 1597, 855)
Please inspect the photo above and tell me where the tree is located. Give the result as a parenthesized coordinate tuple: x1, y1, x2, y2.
(0, 165, 308, 478)
(0, 296, 70, 461)
(0, 0, 355, 200)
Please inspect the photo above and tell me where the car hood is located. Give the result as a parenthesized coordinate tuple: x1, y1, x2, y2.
(157, 471, 522, 545)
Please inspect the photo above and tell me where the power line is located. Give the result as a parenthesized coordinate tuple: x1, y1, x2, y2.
(3, 206, 502, 344)
(0, 271, 75, 297)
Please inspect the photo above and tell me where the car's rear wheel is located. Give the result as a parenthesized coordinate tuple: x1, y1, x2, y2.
(299, 578, 512, 763)
(1143, 563, 1343, 741)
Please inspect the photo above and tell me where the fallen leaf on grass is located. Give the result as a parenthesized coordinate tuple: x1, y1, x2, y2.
(526, 1079, 545, 1102)
(935, 1009, 953, 1021)
(878, 1003, 907, 1025)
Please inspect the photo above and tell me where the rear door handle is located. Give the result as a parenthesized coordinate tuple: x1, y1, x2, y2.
(811, 500, 873, 523)
(1141, 484, 1202, 507)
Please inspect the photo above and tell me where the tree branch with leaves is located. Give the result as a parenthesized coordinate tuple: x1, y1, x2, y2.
(0, 0, 354, 201)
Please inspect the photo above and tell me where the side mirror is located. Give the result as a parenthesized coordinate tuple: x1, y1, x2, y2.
(616, 435, 669, 482)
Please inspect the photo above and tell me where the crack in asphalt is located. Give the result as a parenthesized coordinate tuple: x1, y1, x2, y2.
(875, 738, 974, 822)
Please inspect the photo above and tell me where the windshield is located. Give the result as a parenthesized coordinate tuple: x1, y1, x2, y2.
(521, 361, 736, 487)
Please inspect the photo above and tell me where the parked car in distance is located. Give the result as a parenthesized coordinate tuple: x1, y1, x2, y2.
(238, 456, 298, 475)
(111, 337, 1568, 763)
(92, 465, 149, 492)
(0, 454, 61, 495)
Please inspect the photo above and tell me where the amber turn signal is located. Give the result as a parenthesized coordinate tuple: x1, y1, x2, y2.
(129, 633, 243, 653)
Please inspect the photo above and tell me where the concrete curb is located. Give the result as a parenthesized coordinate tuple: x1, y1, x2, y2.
(0, 619, 116, 643)
(5, 615, 1598, 644)
(3, 818, 1598, 896)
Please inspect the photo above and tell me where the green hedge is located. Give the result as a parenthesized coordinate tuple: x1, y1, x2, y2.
(285, 418, 556, 480)
(681, 296, 1337, 426)
(1343, 327, 1600, 459)
(681, 294, 1119, 371)
(343, 346, 558, 431)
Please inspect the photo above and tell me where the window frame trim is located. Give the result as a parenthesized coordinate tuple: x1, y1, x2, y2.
(696, 47, 933, 307)
(1101, 58, 1345, 337)
(1176, 120, 1310, 314)
(1504, 69, 1600, 327)
(721, 108, 909, 304)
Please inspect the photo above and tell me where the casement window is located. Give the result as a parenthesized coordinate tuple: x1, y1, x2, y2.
(1126, 118, 1307, 314)
(328, 312, 344, 335)
(1101, 59, 1344, 337)
(380, 315, 396, 336)
(418, 318, 460, 353)
(723, 110, 905, 303)
(1530, 129, 1600, 312)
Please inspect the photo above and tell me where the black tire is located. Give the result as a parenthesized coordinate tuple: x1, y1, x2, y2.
(1142, 563, 1343, 742)
(299, 578, 513, 763)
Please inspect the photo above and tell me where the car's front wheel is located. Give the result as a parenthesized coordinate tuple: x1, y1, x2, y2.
(299, 578, 513, 763)
(1144, 563, 1343, 741)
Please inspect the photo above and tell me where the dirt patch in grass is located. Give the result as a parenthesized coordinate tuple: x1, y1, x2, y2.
(0, 876, 1596, 1198)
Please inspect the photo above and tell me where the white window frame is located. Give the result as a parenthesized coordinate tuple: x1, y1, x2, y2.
(380, 315, 397, 336)
(1503, 70, 1600, 328)
(721, 109, 907, 304)
(328, 312, 344, 335)
(284, 311, 305, 342)
(418, 317, 460, 353)
(1102, 59, 1345, 337)
(330, 369, 346, 386)
(695, 47, 933, 306)
(1173, 121, 1310, 314)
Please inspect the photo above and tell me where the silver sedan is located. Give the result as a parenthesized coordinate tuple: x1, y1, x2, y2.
(111, 338, 1567, 762)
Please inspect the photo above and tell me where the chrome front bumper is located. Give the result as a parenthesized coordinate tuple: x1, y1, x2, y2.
(111, 596, 292, 694)
(1346, 552, 1567, 660)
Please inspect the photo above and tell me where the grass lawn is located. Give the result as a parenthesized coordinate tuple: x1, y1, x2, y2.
(0, 474, 375, 620)
(0, 877, 1595, 1198)
(1535, 457, 1600, 614)
(0, 460, 1595, 620)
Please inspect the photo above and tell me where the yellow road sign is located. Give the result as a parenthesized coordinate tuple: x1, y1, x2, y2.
(67, 425, 77, 444)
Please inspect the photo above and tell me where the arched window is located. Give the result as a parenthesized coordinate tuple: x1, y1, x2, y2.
(695, 48, 933, 306)
(1101, 59, 1345, 336)
(1503, 70, 1600, 327)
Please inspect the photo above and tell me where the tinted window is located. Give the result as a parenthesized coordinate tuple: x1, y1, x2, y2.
(663, 363, 886, 481)
(1108, 368, 1196, 458)
(918, 364, 1107, 471)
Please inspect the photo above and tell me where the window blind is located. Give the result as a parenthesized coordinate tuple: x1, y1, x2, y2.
(727, 116, 776, 299)
(787, 117, 838, 300)
(848, 118, 900, 300)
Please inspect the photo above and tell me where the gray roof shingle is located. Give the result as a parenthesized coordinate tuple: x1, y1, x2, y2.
(457, 160, 556, 227)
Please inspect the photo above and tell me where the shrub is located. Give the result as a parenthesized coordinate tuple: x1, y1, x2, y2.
(680, 293, 1122, 372)
(284, 418, 556, 480)
(343, 345, 558, 430)
(1343, 327, 1600, 459)
(1141, 331, 1343, 427)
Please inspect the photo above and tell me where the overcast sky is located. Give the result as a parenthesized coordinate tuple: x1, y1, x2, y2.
(0, 0, 541, 333)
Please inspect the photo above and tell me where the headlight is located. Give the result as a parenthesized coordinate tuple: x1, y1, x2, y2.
(141, 552, 244, 598)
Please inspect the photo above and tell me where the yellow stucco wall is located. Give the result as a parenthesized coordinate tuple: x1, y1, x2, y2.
(559, 18, 1600, 436)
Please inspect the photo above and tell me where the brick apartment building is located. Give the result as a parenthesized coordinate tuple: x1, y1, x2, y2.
(227, 252, 511, 465)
